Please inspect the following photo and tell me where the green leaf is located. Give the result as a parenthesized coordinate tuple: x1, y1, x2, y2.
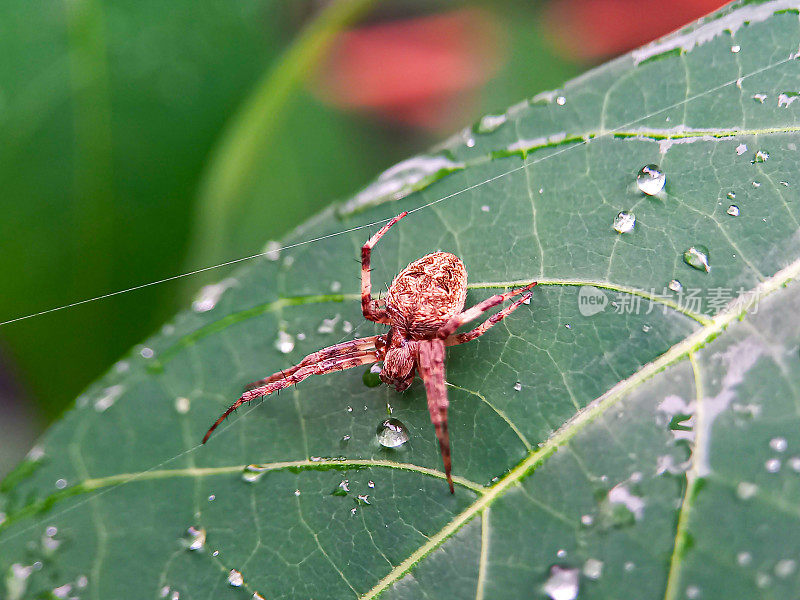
(4, 1, 800, 598)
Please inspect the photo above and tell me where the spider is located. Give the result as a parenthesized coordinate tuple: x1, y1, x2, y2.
(202, 212, 536, 493)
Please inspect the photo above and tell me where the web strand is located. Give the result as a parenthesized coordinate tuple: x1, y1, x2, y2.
(1, 51, 794, 329)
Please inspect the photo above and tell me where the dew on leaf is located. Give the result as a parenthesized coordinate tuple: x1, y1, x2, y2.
(756, 572, 772, 588)
(318, 315, 340, 334)
(192, 279, 237, 312)
(475, 113, 507, 134)
(624, 562, 635, 572)
(185, 526, 206, 551)
(636, 164, 666, 195)
(583, 558, 603, 580)
(580, 514, 594, 526)
(778, 92, 799, 108)
(263, 240, 281, 261)
(607, 481, 645, 520)
(208, 494, 216, 502)
(727, 205, 740, 217)
(731, 44, 740, 52)
(726, 191, 736, 200)
(642, 324, 651, 333)
(735, 143, 747, 155)
(668, 279, 683, 293)
(775, 559, 796, 578)
(341, 435, 351, 443)
(736, 481, 758, 500)
(752, 180, 761, 188)
(52, 584, 72, 599)
(789, 457, 800, 471)
(242, 464, 268, 483)
(362, 364, 382, 388)
(274, 331, 295, 354)
(769, 437, 787, 452)
(140, 346, 155, 359)
(294, 489, 301, 496)
(751, 150, 769, 163)
(55, 478, 67, 489)
(253, 593, 266, 600)
(356, 494, 371, 505)
(94, 384, 125, 412)
(556, 96, 566, 105)
(175, 397, 190, 414)
(613, 211, 635, 233)
(513, 382, 522, 391)
(228, 569, 244, 587)
(481, 205, 491, 212)
(556, 549, 567, 558)
(737, 551, 752, 566)
(368, 480, 375, 488)
(543, 565, 579, 600)
(752, 93, 767, 103)
(376, 418, 410, 448)
(780, 180, 789, 187)
(332, 479, 350, 496)
(686, 585, 700, 599)
(683, 245, 710, 272)
(765, 458, 781, 473)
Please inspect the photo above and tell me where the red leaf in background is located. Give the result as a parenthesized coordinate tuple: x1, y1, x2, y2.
(311, 8, 504, 130)
(543, 0, 729, 60)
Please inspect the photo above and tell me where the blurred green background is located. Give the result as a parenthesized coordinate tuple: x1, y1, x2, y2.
(0, 0, 725, 475)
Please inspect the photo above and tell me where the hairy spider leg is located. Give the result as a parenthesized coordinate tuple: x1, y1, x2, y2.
(437, 282, 537, 339)
(416, 339, 454, 493)
(361, 212, 408, 323)
(244, 336, 382, 390)
(203, 346, 381, 444)
(445, 284, 537, 346)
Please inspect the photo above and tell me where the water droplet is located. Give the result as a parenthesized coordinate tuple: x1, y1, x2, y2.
(780, 180, 790, 187)
(242, 464, 268, 483)
(770, 437, 787, 452)
(753, 93, 768, 104)
(636, 164, 666, 195)
(185, 526, 206, 551)
(778, 92, 800, 108)
(175, 397, 190, 414)
(642, 324, 652, 333)
(346, 406, 354, 413)
(329, 281, 342, 293)
(686, 585, 700, 599)
(752, 180, 761, 188)
(756, 572, 772, 588)
(140, 346, 155, 359)
(228, 569, 244, 587)
(376, 418, 410, 448)
(55, 478, 67, 489)
(737, 551, 752, 566)
(350, 507, 358, 516)
(765, 458, 781, 473)
(318, 315, 340, 334)
(556, 96, 566, 106)
(363, 364, 382, 387)
(624, 562, 635, 572)
(522, 295, 531, 305)
(94, 384, 125, 412)
(580, 514, 594, 526)
(481, 205, 491, 212)
(727, 205, 740, 217)
(607, 482, 645, 520)
(789, 457, 800, 471)
(751, 150, 769, 163)
(275, 331, 295, 354)
(192, 279, 237, 312)
(731, 45, 741, 53)
(668, 279, 683, 292)
(7, 564, 33, 600)
(253, 593, 266, 600)
(613, 211, 635, 233)
(583, 558, 603, 580)
(342, 321, 353, 333)
(294, 489, 301, 496)
(737, 481, 758, 500)
(683, 245, 710, 272)
(76, 575, 88, 588)
(513, 382, 522, 391)
(775, 559, 796, 578)
(45, 525, 57, 537)
(356, 494, 371, 505)
(341, 435, 351, 443)
(263, 240, 281, 261)
(475, 113, 507, 134)
(543, 565, 579, 600)
(332, 479, 350, 496)
(208, 494, 216, 502)
(368, 480, 375, 488)
(726, 191, 736, 200)
(735, 143, 747, 155)
(212, 550, 219, 556)
(52, 584, 72, 599)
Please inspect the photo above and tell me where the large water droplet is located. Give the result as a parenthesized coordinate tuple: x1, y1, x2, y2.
(192, 279, 237, 313)
(242, 464, 268, 483)
(543, 565, 579, 600)
(331, 479, 350, 496)
(274, 331, 295, 354)
(228, 569, 244, 587)
(683, 245, 710, 272)
(583, 558, 603, 580)
(475, 113, 507, 134)
(668, 279, 683, 293)
(636, 164, 665, 195)
(775, 559, 796, 578)
(727, 205, 740, 217)
(362, 364, 382, 388)
(185, 526, 206, 551)
(613, 211, 635, 233)
(770, 437, 787, 452)
(376, 418, 410, 448)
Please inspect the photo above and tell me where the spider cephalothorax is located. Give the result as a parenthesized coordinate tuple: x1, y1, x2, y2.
(203, 212, 536, 493)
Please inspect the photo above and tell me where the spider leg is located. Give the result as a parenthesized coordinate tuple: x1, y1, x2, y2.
(361, 212, 407, 323)
(436, 282, 537, 339)
(445, 290, 534, 346)
(415, 338, 454, 494)
(203, 348, 380, 444)
(244, 336, 382, 390)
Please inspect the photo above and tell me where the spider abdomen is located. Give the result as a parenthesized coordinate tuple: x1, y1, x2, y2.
(386, 252, 468, 334)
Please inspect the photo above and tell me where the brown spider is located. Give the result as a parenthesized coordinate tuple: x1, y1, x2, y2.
(202, 212, 536, 493)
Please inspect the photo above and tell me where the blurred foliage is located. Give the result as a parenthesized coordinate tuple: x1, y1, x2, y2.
(0, 0, 580, 462)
